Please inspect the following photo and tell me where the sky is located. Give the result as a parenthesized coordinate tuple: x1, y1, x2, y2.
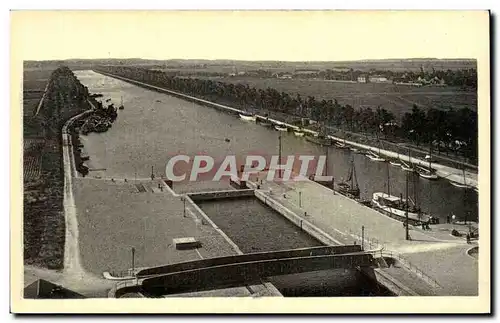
(11, 10, 489, 62)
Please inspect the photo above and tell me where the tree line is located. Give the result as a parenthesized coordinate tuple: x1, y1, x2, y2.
(96, 65, 478, 162)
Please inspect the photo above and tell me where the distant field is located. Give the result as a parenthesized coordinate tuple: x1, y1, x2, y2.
(23, 68, 53, 119)
(196, 76, 477, 118)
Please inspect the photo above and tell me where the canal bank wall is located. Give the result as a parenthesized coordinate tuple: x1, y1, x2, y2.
(92, 69, 477, 189)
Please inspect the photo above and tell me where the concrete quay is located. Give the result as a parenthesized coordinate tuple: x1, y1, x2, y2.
(247, 174, 478, 296)
(72, 177, 281, 297)
(93, 70, 478, 189)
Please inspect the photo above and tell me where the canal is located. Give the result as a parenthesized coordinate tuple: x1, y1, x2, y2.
(196, 196, 392, 296)
(74, 70, 478, 224)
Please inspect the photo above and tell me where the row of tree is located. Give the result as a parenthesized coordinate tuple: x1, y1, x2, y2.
(96, 65, 478, 162)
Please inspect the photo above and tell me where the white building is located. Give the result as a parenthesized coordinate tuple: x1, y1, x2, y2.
(357, 76, 367, 83)
(369, 76, 389, 83)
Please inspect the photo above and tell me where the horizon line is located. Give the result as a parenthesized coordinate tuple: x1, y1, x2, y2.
(24, 57, 478, 63)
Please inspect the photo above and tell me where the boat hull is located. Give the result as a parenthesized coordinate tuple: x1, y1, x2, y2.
(366, 155, 386, 162)
(294, 132, 305, 137)
(305, 136, 332, 146)
(449, 181, 469, 188)
(416, 166, 438, 180)
(239, 114, 257, 122)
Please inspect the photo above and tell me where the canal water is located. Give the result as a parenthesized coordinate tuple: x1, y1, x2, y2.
(74, 70, 478, 224)
(197, 196, 392, 296)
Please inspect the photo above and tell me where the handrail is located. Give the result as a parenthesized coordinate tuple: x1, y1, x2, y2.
(346, 227, 442, 289)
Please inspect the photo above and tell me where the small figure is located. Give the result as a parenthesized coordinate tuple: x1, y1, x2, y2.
(124, 179, 127, 182)
(283, 193, 286, 199)
(466, 233, 471, 244)
(451, 213, 456, 223)
(446, 214, 451, 224)
(111, 178, 114, 182)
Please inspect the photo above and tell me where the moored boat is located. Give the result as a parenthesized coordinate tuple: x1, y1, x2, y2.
(294, 130, 305, 137)
(400, 160, 414, 172)
(389, 159, 402, 166)
(371, 192, 429, 225)
(416, 165, 438, 180)
(365, 151, 385, 162)
(239, 113, 257, 122)
(305, 134, 332, 146)
(334, 141, 349, 149)
(449, 180, 470, 189)
(417, 147, 438, 180)
(275, 125, 288, 132)
(389, 151, 402, 166)
(336, 159, 360, 199)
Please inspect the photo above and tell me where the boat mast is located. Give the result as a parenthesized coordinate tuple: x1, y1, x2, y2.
(405, 169, 410, 240)
(429, 145, 432, 169)
(386, 162, 391, 196)
(278, 134, 282, 179)
(351, 158, 358, 190)
(413, 171, 418, 209)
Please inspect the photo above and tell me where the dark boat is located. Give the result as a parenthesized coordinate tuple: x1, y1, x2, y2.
(305, 132, 332, 146)
(258, 118, 274, 128)
(336, 158, 360, 199)
(118, 96, 124, 110)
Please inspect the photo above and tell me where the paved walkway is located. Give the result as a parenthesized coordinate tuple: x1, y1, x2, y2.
(251, 175, 478, 296)
(72, 178, 278, 297)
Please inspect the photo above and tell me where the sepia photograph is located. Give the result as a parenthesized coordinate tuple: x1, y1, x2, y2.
(10, 10, 490, 314)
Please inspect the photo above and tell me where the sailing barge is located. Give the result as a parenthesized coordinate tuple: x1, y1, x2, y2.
(336, 159, 360, 199)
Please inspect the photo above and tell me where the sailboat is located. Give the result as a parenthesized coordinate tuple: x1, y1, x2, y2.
(274, 125, 288, 132)
(118, 96, 124, 110)
(336, 158, 360, 199)
(371, 164, 429, 225)
(400, 147, 415, 172)
(294, 128, 305, 137)
(416, 147, 438, 180)
(365, 141, 385, 161)
(305, 128, 332, 146)
(239, 111, 257, 122)
(334, 129, 349, 149)
(449, 160, 471, 188)
(257, 117, 273, 128)
(350, 147, 360, 153)
(389, 151, 402, 166)
(365, 136, 385, 161)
